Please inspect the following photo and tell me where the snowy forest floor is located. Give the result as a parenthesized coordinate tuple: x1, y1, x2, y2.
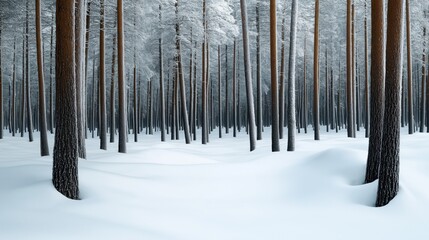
(0, 128, 428, 240)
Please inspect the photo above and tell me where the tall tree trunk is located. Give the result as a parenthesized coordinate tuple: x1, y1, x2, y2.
(75, 0, 87, 158)
(232, 39, 237, 138)
(364, 1, 369, 138)
(406, 0, 413, 134)
(225, 45, 229, 134)
(53, 0, 79, 200)
(240, 0, 257, 151)
(0, 17, 3, 139)
(202, 0, 208, 144)
(21, 36, 25, 138)
(49, 12, 55, 134)
(365, 0, 385, 184)
(159, 4, 166, 142)
(279, 7, 286, 140)
(256, 1, 263, 140)
(313, 0, 320, 141)
(12, 39, 16, 136)
(84, 1, 91, 139)
(175, 0, 191, 143)
(36, 0, 50, 156)
(117, 0, 126, 152)
(351, 3, 357, 137)
(99, 0, 107, 150)
(303, 36, 308, 134)
(133, 61, 137, 142)
(110, 29, 116, 143)
(287, 0, 298, 151)
(218, 45, 222, 138)
(270, 0, 280, 152)
(376, 0, 404, 207)
(325, 48, 329, 132)
(91, 50, 96, 138)
(347, 0, 353, 138)
(25, 0, 34, 142)
(420, 27, 426, 133)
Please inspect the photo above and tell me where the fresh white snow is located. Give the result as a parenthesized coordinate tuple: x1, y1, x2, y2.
(1, 128, 428, 240)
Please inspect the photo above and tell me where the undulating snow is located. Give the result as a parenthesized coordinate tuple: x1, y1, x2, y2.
(0, 128, 428, 240)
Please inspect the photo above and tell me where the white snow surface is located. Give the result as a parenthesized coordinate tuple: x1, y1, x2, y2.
(1, 129, 428, 240)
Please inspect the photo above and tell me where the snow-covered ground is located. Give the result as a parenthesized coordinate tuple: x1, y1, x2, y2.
(1, 128, 428, 240)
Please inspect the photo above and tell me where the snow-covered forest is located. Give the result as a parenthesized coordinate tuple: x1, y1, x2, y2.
(1, 0, 429, 239)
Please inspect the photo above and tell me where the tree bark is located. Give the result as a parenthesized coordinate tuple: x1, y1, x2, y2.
(117, 0, 126, 152)
(287, 0, 298, 151)
(12, 39, 16, 136)
(25, 0, 34, 142)
(0, 17, 3, 139)
(270, 0, 280, 152)
(218, 45, 222, 138)
(49, 12, 55, 134)
(347, 0, 353, 138)
(159, 4, 166, 142)
(75, 0, 87, 158)
(256, 2, 263, 141)
(365, 0, 385, 184)
(99, 0, 107, 150)
(36, 0, 50, 156)
(175, 0, 191, 144)
(313, 0, 320, 141)
(240, 0, 257, 151)
(406, 0, 413, 134)
(279, 7, 286, 140)
(110, 29, 116, 143)
(376, 0, 404, 207)
(364, 1, 369, 138)
(53, 0, 79, 200)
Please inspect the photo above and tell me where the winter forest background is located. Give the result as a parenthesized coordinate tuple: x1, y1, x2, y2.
(1, 0, 429, 239)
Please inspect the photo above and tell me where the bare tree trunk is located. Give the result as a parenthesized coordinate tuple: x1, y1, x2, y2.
(218, 45, 222, 138)
(351, 3, 357, 137)
(256, 1, 262, 141)
(287, 0, 298, 151)
(133, 62, 138, 142)
(49, 12, 55, 134)
(75, 0, 87, 158)
(240, 0, 257, 151)
(202, 0, 208, 144)
(420, 27, 426, 133)
(21, 36, 25, 138)
(53, 0, 79, 200)
(347, 0, 353, 138)
(232, 39, 237, 138)
(175, 0, 191, 143)
(36, 0, 50, 156)
(117, 0, 126, 153)
(279, 7, 286, 140)
(364, 1, 369, 138)
(365, 0, 385, 184)
(25, 0, 34, 142)
(99, 0, 107, 150)
(12, 39, 16, 136)
(313, 0, 320, 141)
(376, 0, 404, 207)
(406, 0, 413, 134)
(225, 45, 229, 134)
(303, 36, 308, 134)
(110, 29, 116, 143)
(0, 17, 3, 139)
(91, 50, 96, 138)
(270, 0, 281, 151)
(159, 4, 166, 142)
(84, 1, 91, 139)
